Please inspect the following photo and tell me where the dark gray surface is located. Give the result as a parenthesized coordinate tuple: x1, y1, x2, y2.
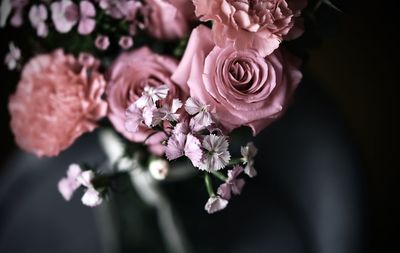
(0, 79, 365, 253)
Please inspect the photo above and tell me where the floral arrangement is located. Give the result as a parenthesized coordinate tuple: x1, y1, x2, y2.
(1, 0, 339, 214)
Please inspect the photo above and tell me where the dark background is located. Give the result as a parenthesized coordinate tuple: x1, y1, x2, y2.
(0, 1, 398, 252)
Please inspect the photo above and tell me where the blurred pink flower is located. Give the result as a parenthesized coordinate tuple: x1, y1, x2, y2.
(193, 0, 307, 56)
(172, 25, 302, 135)
(95, 34, 110, 50)
(28, 4, 48, 37)
(4, 41, 20, 70)
(106, 47, 187, 155)
(99, 0, 132, 19)
(58, 164, 82, 201)
(119, 36, 134, 49)
(143, 0, 190, 40)
(50, 0, 78, 33)
(77, 170, 103, 207)
(217, 165, 246, 200)
(78, 0, 96, 35)
(8, 50, 107, 157)
(10, 0, 28, 27)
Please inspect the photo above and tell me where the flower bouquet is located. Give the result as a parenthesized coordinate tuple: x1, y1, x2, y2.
(1, 0, 340, 252)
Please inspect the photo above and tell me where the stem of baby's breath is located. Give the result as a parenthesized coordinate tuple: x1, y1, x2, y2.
(211, 171, 227, 182)
(204, 173, 215, 197)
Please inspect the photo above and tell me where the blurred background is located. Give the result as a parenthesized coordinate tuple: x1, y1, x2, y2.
(0, 1, 397, 253)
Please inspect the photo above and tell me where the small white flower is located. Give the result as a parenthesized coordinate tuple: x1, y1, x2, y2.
(81, 187, 103, 207)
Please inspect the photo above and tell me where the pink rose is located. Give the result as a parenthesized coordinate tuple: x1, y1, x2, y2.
(171, 25, 302, 135)
(106, 47, 187, 155)
(8, 50, 107, 157)
(143, 0, 193, 40)
(193, 0, 307, 56)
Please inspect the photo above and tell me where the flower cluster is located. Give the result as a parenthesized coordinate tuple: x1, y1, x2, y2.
(2, 0, 316, 214)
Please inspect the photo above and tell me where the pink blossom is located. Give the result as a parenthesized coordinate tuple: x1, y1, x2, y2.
(28, 4, 48, 37)
(58, 164, 82, 201)
(135, 85, 170, 108)
(184, 133, 202, 166)
(241, 142, 258, 177)
(199, 134, 231, 172)
(95, 34, 110, 50)
(119, 36, 134, 49)
(50, 0, 78, 33)
(10, 0, 28, 27)
(193, 0, 307, 56)
(78, 0, 96, 35)
(172, 25, 302, 135)
(165, 132, 186, 160)
(165, 132, 202, 166)
(77, 170, 103, 207)
(204, 196, 228, 214)
(106, 47, 187, 155)
(99, 0, 132, 19)
(125, 103, 143, 133)
(185, 97, 214, 130)
(8, 50, 107, 157)
(143, 0, 189, 40)
(217, 165, 246, 200)
(4, 41, 20, 70)
(158, 98, 182, 122)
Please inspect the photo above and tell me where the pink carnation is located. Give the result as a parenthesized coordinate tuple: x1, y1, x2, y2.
(8, 50, 107, 157)
(193, 0, 307, 56)
(172, 25, 302, 135)
(106, 47, 187, 155)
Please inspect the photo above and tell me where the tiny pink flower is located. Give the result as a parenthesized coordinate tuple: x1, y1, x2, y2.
(125, 103, 143, 133)
(10, 0, 29, 27)
(185, 97, 213, 130)
(204, 196, 228, 214)
(95, 34, 110, 50)
(119, 36, 134, 49)
(199, 134, 231, 172)
(241, 142, 258, 177)
(217, 165, 246, 200)
(28, 4, 48, 37)
(57, 164, 82, 201)
(78, 0, 96, 35)
(166, 130, 202, 166)
(165, 132, 186, 160)
(4, 41, 20, 70)
(158, 98, 182, 122)
(142, 104, 161, 127)
(135, 85, 170, 108)
(184, 133, 202, 166)
(99, 0, 131, 19)
(50, 0, 78, 33)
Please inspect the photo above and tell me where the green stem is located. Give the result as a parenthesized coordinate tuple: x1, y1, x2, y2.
(211, 171, 228, 182)
(228, 158, 243, 166)
(204, 173, 215, 197)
